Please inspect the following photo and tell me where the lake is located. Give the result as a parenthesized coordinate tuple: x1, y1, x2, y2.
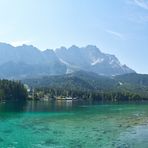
(0, 100, 148, 148)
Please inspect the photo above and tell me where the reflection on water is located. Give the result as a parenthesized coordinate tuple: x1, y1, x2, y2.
(0, 100, 81, 113)
(0, 101, 27, 112)
(0, 100, 148, 148)
(26, 100, 76, 112)
(0, 100, 98, 113)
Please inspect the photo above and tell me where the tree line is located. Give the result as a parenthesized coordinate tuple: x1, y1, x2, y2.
(32, 87, 146, 102)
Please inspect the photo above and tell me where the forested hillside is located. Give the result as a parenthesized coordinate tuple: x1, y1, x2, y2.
(0, 80, 28, 101)
(22, 71, 118, 90)
(22, 71, 148, 102)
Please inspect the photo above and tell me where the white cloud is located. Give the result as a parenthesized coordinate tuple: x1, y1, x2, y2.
(126, 0, 148, 24)
(128, 12, 148, 23)
(106, 30, 124, 40)
(129, 0, 148, 10)
(10, 40, 32, 47)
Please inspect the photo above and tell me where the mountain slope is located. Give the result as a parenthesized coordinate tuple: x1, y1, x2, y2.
(114, 73, 148, 98)
(115, 73, 148, 87)
(0, 43, 66, 78)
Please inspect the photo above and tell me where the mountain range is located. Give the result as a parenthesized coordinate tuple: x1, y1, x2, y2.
(0, 42, 135, 79)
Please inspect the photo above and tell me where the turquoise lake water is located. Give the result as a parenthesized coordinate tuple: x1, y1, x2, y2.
(0, 100, 148, 148)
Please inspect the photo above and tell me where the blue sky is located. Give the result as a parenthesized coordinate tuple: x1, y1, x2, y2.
(0, 0, 148, 73)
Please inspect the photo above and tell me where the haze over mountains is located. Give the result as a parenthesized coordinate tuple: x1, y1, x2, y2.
(0, 42, 135, 79)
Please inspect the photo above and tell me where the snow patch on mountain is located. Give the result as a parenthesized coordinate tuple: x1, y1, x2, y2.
(91, 58, 104, 65)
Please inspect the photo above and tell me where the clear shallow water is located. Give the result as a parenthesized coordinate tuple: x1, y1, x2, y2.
(0, 100, 148, 148)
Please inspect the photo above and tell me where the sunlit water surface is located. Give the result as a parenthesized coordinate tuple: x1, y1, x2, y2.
(0, 100, 148, 148)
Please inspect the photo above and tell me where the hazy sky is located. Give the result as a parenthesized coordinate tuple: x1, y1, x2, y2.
(0, 0, 148, 74)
